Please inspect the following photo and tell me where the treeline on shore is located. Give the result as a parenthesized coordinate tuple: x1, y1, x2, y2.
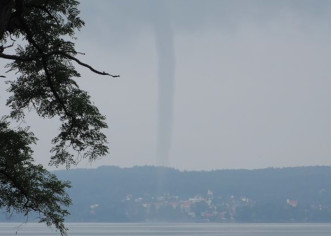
(2, 166, 331, 222)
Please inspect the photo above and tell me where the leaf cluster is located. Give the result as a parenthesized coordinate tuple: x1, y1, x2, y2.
(3, 0, 109, 168)
(0, 120, 71, 235)
(0, 0, 116, 234)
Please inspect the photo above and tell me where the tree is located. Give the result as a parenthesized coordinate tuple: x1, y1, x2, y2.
(0, 0, 118, 235)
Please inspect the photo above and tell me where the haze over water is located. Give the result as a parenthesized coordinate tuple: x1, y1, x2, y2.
(1, 223, 331, 236)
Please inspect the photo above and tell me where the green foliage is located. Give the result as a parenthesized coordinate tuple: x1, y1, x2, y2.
(0, 0, 116, 234)
(4, 0, 108, 167)
(0, 120, 71, 235)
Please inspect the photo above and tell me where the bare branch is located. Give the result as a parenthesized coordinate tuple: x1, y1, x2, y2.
(2, 41, 15, 49)
(0, 52, 26, 60)
(0, 51, 120, 78)
(57, 52, 120, 78)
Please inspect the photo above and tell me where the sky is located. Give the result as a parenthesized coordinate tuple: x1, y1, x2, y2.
(2, 0, 331, 170)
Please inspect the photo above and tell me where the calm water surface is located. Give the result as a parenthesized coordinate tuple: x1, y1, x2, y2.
(0, 223, 331, 236)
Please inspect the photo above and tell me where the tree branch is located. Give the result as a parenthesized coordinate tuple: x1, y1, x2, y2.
(26, 4, 61, 26)
(14, 1, 75, 127)
(0, 52, 24, 60)
(56, 52, 120, 77)
(0, 51, 120, 78)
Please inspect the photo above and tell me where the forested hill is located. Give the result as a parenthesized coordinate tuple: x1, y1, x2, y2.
(56, 166, 331, 202)
(52, 166, 331, 222)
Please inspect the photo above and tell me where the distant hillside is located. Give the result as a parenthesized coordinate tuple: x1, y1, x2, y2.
(2, 166, 331, 222)
(53, 166, 331, 222)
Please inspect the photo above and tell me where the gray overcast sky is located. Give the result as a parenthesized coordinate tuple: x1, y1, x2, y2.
(2, 0, 331, 170)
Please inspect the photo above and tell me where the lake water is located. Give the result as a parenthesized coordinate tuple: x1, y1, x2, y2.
(0, 223, 331, 236)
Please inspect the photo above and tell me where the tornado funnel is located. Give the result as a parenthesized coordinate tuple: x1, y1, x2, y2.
(151, 2, 175, 167)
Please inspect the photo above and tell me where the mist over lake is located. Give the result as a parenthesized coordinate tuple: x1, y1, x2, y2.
(1, 223, 331, 236)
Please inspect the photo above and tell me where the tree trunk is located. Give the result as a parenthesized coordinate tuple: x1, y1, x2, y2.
(0, 0, 15, 39)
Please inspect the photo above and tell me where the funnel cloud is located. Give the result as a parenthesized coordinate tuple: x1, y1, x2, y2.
(151, 2, 175, 167)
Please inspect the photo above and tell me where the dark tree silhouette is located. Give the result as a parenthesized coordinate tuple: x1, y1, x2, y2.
(0, 0, 118, 234)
